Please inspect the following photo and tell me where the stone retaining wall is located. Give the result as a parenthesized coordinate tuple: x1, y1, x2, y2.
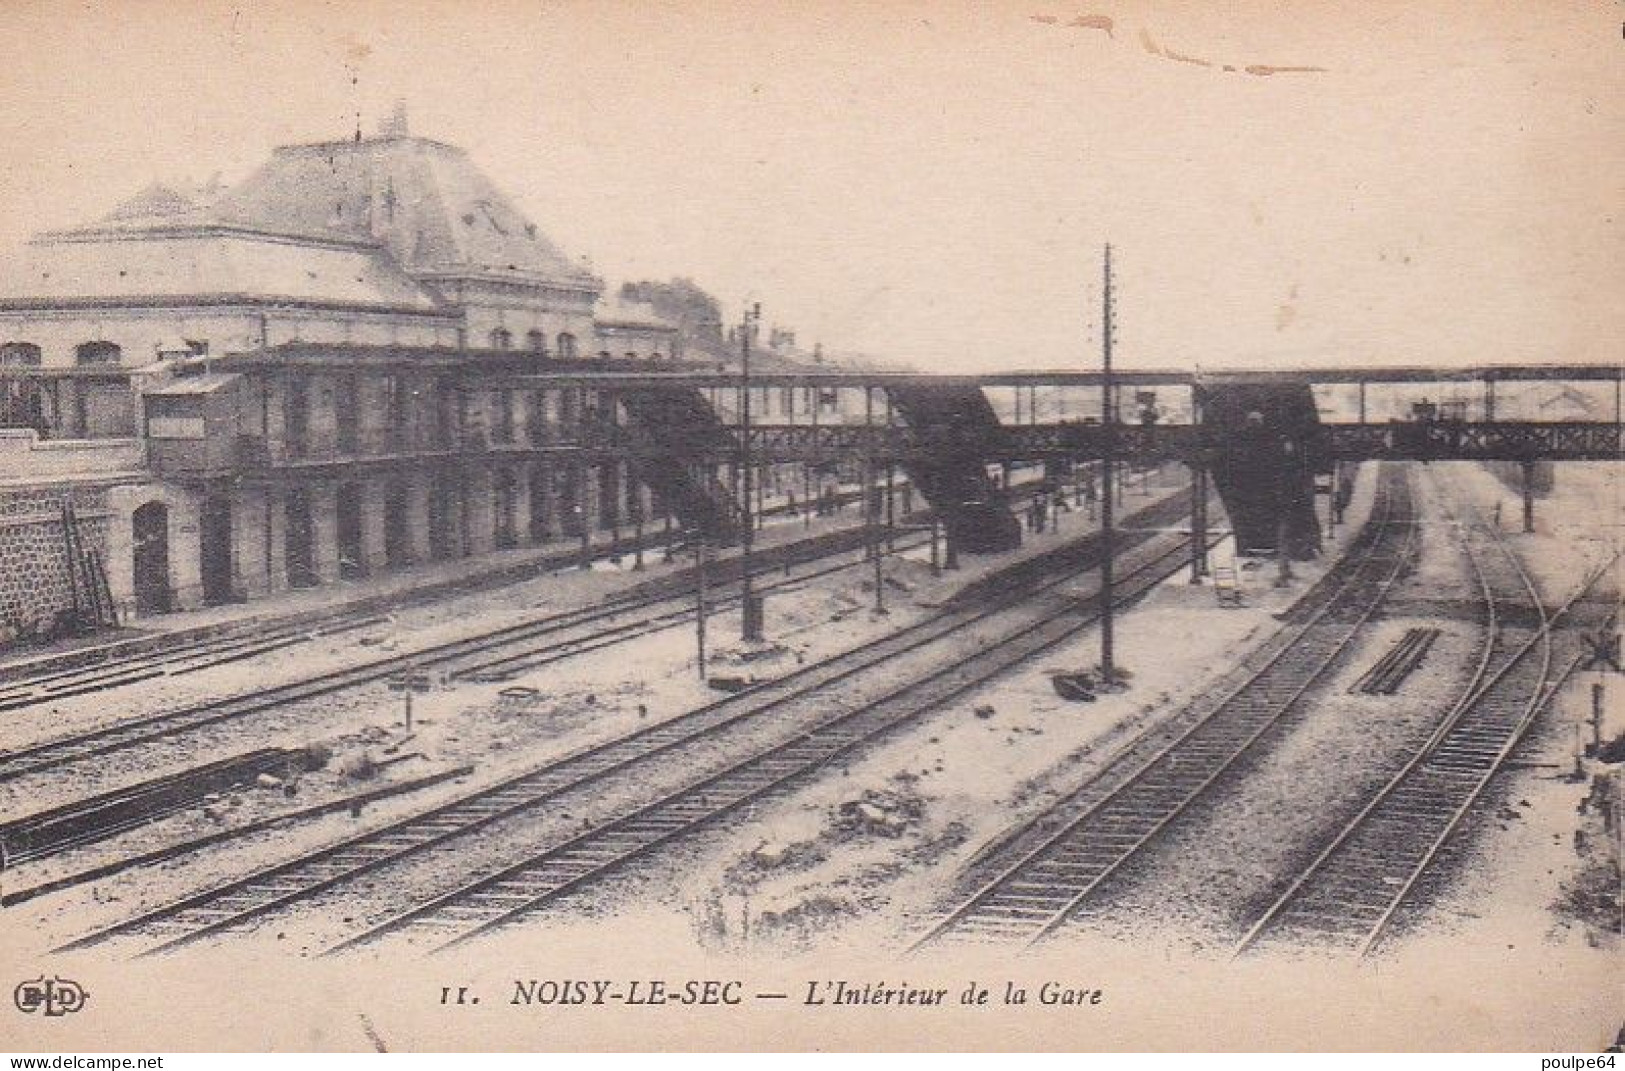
(0, 486, 112, 644)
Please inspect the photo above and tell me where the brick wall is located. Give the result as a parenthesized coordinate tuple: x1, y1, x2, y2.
(0, 486, 110, 645)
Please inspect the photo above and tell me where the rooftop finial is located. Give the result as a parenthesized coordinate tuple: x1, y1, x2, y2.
(380, 99, 409, 138)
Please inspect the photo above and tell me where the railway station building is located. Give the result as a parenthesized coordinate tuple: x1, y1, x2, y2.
(0, 110, 689, 641)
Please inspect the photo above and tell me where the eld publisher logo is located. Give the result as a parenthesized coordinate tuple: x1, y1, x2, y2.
(13, 976, 89, 1017)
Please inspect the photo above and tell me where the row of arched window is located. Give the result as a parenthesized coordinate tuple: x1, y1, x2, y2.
(486, 328, 578, 359)
(482, 330, 665, 361)
(1, 341, 123, 366)
(6, 333, 664, 367)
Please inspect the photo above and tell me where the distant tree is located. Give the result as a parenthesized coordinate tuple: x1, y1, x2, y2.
(619, 278, 726, 355)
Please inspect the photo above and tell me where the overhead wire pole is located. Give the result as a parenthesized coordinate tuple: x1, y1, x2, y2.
(739, 302, 762, 640)
(1190, 384, 1208, 583)
(1099, 243, 1117, 683)
(867, 383, 886, 616)
(695, 536, 708, 678)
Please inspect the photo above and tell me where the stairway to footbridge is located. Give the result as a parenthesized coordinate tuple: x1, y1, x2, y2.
(586, 362, 1620, 559)
(613, 385, 741, 542)
(882, 382, 1024, 553)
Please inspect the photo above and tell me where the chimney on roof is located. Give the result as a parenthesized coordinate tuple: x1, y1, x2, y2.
(380, 99, 410, 138)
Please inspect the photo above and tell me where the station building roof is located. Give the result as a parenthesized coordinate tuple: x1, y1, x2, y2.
(208, 131, 598, 292)
(0, 226, 446, 315)
(0, 114, 599, 315)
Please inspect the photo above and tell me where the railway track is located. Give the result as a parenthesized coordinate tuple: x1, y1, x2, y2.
(0, 615, 391, 713)
(0, 472, 991, 713)
(56, 491, 1205, 957)
(909, 463, 1421, 950)
(1233, 479, 1619, 957)
(0, 523, 954, 787)
(0, 503, 909, 715)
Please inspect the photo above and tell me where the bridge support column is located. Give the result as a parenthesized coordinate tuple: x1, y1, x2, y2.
(1189, 461, 1208, 583)
(884, 461, 896, 550)
(629, 462, 645, 571)
(1521, 459, 1536, 533)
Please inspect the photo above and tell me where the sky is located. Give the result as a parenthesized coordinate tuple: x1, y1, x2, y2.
(0, 0, 1617, 374)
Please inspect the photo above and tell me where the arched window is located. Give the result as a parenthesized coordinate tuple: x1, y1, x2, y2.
(624, 351, 638, 361)
(650, 351, 664, 361)
(556, 332, 578, 360)
(526, 329, 547, 356)
(0, 342, 42, 366)
(596, 350, 611, 361)
(75, 341, 122, 366)
(488, 327, 512, 350)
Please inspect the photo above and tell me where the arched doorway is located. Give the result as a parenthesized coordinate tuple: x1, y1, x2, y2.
(132, 501, 172, 615)
(528, 465, 550, 542)
(494, 468, 518, 549)
(559, 468, 584, 538)
(384, 479, 411, 567)
(597, 464, 620, 532)
(199, 495, 234, 605)
(429, 472, 460, 560)
(285, 489, 317, 588)
(336, 482, 364, 579)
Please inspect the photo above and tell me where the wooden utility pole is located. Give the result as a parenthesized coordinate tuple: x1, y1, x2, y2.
(739, 303, 762, 640)
(695, 538, 709, 678)
(1100, 244, 1117, 682)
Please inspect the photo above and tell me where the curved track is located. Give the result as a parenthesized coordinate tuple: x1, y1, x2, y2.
(910, 464, 1420, 950)
(1234, 477, 1618, 957)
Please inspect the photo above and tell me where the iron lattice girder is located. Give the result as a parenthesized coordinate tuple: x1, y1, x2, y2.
(600, 420, 1621, 464)
(1323, 421, 1622, 461)
(595, 422, 1192, 463)
(154, 420, 1623, 485)
(495, 362, 1622, 392)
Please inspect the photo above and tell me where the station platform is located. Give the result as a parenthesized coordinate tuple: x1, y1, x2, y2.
(0, 468, 1071, 683)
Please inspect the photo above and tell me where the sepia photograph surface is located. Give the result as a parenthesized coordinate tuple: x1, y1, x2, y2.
(0, 0, 1619, 1053)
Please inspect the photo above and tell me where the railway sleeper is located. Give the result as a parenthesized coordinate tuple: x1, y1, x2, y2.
(974, 904, 1056, 920)
(1028, 863, 1112, 886)
(433, 904, 509, 921)
(981, 892, 1073, 907)
(463, 891, 538, 907)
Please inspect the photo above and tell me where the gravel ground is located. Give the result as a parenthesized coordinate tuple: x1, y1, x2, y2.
(439, 457, 1618, 973)
(1375, 460, 1623, 958)
(15, 471, 1180, 955)
(1059, 462, 1620, 961)
(466, 466, 1393, 957)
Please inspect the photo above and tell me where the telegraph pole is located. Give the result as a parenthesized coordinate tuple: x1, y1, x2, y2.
(695, 537, 709, 677)
(1099, 244, 1117, 683)
(739, 302, 762, 640)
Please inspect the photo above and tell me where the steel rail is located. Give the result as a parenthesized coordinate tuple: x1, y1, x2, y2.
(1235, 517, 1616, 957)
(908, 464, 1420, 951)
(0, 525, 952, 785)
(327, 532, 1204, 956)
(0, 480, 946, 711)
(1229, 470, 1535, 955)
(55, 493, 1199, 956)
